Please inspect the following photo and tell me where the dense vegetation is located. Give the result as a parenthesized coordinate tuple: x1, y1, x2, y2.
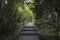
(0, 0, 60, 40)
(34, 0, 60, 40)
(0, 0, 18, 38)
(0, 0, 34, 39)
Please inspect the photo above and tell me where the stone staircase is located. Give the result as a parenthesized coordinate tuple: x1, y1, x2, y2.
(20, 26, 38, 35)
(17, 22, 40, 40)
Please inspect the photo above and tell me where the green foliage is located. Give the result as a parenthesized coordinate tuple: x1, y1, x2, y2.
(0, 0, 34, 39)
(1, 0, 59, 39)
(17, 2, 34, 24)
(0, 0, 19, 38)
(34, 0, 59, 37)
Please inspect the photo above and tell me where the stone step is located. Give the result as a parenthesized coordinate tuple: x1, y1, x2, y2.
(24, 26, 35, 28)
(20, 31, 37, 35)
(22, 28, 36, 31)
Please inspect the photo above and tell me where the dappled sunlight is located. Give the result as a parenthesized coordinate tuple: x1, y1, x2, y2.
(17, 2, 35, 24)
(18, 7, 23, 12)
(0, 0, 59, 40)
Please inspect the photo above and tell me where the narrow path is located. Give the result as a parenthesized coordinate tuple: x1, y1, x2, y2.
(17, 22, 40, 40)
